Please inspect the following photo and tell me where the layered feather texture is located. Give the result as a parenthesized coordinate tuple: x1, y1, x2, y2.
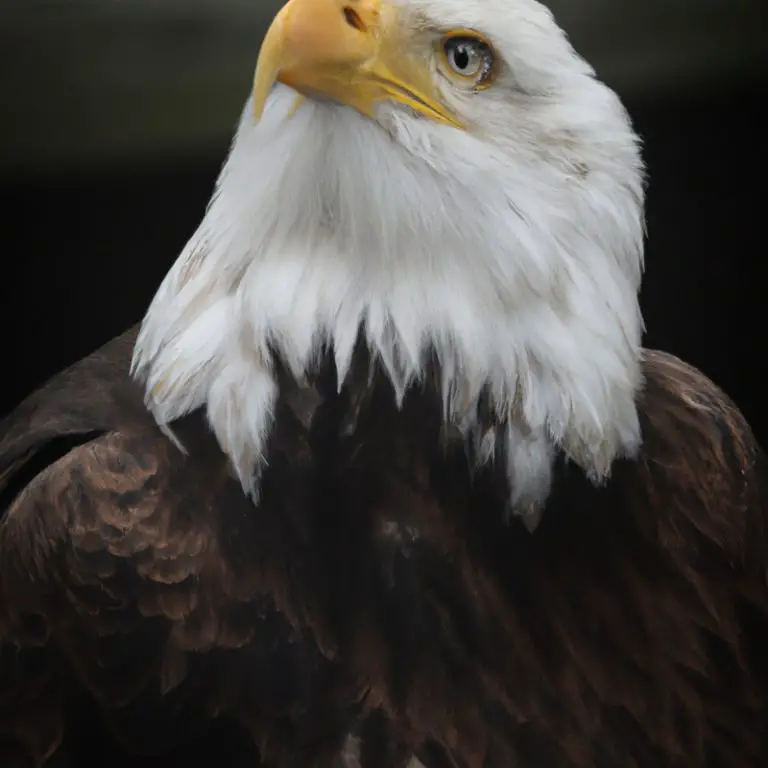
(1, 329, 767, 767)
(132, 0, 645, 512)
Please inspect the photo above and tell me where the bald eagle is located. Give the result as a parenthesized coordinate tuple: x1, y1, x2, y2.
(1, 0, 766, 766)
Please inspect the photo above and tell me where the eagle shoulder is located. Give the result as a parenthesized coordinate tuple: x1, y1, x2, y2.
(0, 429, 233, 646)
(635, 349, 767, 571)
(0, 427, 248, 761)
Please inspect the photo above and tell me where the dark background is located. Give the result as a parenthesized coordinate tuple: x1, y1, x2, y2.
(1, 0, 767, 444)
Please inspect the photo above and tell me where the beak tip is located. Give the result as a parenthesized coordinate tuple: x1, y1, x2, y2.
(251, 81, 273, 124)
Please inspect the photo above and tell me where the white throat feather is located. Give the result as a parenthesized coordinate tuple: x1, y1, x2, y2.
(132, 3, 646, 514)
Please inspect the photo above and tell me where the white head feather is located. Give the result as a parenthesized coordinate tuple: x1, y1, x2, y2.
(132, 0, 645, 513)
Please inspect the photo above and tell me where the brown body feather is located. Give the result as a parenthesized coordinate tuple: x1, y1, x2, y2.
(0, 327, 766, 767)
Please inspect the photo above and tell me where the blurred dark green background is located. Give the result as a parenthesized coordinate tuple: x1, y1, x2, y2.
(2, 0, 766, 175)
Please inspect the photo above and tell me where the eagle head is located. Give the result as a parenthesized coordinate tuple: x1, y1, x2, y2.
(132, 0, 646, 515)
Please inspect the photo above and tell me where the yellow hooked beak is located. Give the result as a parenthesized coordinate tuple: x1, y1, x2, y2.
(252, 0, 463, 129)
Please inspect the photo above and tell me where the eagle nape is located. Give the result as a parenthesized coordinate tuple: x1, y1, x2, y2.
(1, 0, 766, 766)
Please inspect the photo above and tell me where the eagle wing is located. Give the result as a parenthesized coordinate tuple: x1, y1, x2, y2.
(0, 331, 391, 767)
(1, 431, 234, 759)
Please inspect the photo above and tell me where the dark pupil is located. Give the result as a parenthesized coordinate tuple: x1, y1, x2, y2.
(452, 44, 471, 71)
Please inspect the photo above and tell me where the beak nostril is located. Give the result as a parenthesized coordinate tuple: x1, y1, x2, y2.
(342, 6, 366, 31)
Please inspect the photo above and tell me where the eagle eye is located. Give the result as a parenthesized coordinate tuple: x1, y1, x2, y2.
(439, 30, 497, 90)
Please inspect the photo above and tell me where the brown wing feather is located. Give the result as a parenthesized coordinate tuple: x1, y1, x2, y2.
(0, 428, 415, 767)
(0, 328, 143, 473)
(308, 348, 768, 767)
(0, 337, 417, 767)
(1, 431, 240, 760)
(2, 331, 766, 768)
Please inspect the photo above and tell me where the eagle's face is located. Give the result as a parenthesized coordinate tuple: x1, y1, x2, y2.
(134, 0, 646, 517)
(253, 0, 639, 184)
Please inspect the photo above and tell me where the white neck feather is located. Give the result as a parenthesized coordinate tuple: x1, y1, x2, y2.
(132, 80, 645, 512)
